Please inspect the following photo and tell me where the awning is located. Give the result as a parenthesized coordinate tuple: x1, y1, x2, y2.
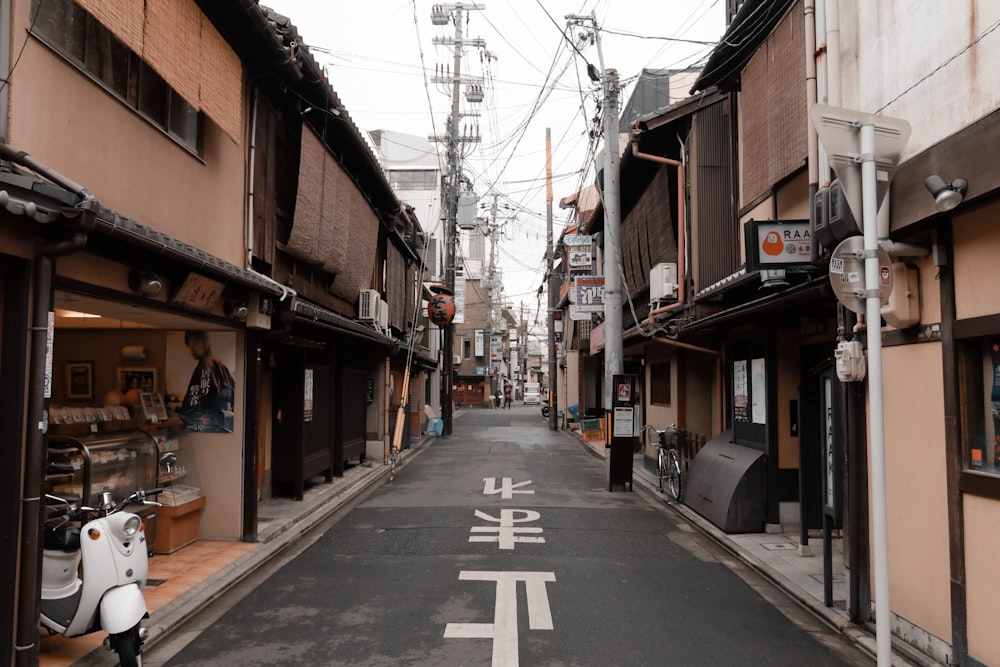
(292, 298, 395, 347)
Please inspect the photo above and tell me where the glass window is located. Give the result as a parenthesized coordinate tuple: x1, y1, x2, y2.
(83, 15, 129, 97)
(463, 339, 471, 359)
(961, 339, 1000, 475)
(31, 0, 202, 155)
(389, 170, 438, 191)
(650, 361, 671, 405)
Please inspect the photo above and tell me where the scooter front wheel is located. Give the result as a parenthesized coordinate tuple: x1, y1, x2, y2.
(107, 624, 143, 667)
(541, 405, 550, 417)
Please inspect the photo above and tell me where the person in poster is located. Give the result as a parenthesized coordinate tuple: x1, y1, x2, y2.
(178, 330, 235, 432)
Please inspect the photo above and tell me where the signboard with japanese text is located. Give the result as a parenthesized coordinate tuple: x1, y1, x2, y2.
(574, 276, 605, 313)
(564, 234, 592, 246)
(475, 329, 484, 357)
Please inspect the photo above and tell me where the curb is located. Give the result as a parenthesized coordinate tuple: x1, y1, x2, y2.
(77, 436, 433, 665)
(564, 428, 941, 667)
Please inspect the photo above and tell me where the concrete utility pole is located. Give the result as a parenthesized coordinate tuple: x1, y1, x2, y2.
(429, 2, 484, 434)
(545, 128, 558, 430)
(567, 12, 621, 411)
(487, 194, 498, 391)
(601, 69, 622, 411)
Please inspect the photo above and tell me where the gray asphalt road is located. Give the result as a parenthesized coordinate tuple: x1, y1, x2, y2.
(154, 406, 866, 666)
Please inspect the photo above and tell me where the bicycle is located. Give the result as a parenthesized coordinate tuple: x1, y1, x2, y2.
(641, 424, 683, 501)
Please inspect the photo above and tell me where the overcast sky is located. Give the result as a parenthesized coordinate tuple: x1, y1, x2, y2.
(263, 0, 725, 328)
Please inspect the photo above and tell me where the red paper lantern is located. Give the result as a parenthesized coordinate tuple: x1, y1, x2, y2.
(428, 291, 456, 325)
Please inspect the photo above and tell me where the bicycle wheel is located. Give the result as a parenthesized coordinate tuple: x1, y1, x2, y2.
(665, 449, 683, 502)
(657, 448, 668, 491)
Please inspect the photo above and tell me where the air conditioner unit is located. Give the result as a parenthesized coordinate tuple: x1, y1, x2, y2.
(453, 355, 462, 364)
(376, 299, 389, 332)
(358, 289, 379, 322)
(650, 262, 678, 302)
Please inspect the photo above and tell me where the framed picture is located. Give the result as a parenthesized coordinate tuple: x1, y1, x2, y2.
(65, 361, 94, 400)
(139, 392, 169, 422)
(118, 366, 158, 397)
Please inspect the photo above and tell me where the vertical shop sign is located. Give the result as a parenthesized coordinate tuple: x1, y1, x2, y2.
(751, 357, 766, 424)
(303, 368, 314, 422)
(44, 311, 54, 399)
(734, 360, 748, 423)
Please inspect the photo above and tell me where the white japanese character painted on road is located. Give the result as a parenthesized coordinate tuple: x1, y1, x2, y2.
(469, 509, 545, 550)
(482, 477, 535, 499)
(444, 571, 556, 667)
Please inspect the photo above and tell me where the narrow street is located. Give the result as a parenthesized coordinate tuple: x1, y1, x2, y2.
(147, 406, 866, 666)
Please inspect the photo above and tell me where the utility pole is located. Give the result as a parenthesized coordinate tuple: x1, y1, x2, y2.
(546, 128, 558, 430)
(486, 193, 498, 395)
(429, 3, 484, 434)
(567, 12, 621, 411)
(600, 74, 622, 410)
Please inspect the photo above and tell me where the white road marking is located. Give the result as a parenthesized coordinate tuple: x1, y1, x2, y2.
(469, 509, 545, 550)
(482, 477, 535, 499)
(444, 571, 556, 667)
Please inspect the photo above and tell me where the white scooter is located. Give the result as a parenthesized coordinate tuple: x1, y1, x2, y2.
(41, 488, 162, 667)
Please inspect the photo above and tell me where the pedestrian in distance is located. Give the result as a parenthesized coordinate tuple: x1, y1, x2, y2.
(504, 386, 511, 409)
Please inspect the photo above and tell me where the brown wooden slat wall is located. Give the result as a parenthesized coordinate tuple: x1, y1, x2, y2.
(621, 166, 676, 299)
(739, 5, 807, 206)
(695, 100, 739, 290)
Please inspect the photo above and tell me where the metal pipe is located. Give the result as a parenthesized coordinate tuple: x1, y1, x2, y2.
(861, 118, 891, 667)
(15, 232, 88, 667)
(0, 145, 94, 201)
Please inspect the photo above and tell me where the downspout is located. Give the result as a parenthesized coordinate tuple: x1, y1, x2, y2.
(16, 226, 92, 667)
(628, 126, 687, 322)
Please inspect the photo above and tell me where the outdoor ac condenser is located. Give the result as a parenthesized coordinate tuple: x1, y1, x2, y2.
(649, 262, 678, 302)
(358, 289, 379, 322)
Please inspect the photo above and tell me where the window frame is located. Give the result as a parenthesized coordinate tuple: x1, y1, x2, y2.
(649, 361, 671, 406)
(30, 0, 204, 158)
(954, 314, 1000, 499)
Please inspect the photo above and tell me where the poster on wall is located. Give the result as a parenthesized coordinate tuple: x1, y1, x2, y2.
(304, 368, 314, 423)
(166, 330, 237, 433)
(751, 357, 767, 424)
(734, 360, 748, 423)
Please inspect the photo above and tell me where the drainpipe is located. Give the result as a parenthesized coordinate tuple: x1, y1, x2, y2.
(15, 229, 90, 667)
(628, 126, 687, 322)
(0, 145, 94, 200)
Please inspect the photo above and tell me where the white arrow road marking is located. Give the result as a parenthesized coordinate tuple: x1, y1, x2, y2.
(469, 509, 545, 550)
(482, 477, 535, 499)
(444, 571, 556, 667)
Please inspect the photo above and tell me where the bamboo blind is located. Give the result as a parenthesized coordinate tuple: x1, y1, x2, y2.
(74, 0, 144, 54)
(75, 0, 242, 143)
(142, 0, 201, 114)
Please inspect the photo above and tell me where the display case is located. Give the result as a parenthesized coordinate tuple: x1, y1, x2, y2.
(143, 418, 206, 554)
(46, 430, 159, 505)
(46, 429, 160, 553)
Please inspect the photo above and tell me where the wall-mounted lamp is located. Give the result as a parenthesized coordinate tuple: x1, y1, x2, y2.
(128, 270, 162, 298)
(225, 300, 249, 322)
(925, 175, 968, 213)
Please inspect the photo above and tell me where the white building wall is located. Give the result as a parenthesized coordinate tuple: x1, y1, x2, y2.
(839, 0, 1000, 158)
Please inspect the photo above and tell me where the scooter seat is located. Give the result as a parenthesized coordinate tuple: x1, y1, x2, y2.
(44, 524, 81, 551)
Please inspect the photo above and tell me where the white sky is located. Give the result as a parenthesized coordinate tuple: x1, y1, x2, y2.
(263, 0, 725, 329)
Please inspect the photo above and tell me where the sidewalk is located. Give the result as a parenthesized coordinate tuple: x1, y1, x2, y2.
(572, 433, 943, 667)
(42, 432, 436, 667)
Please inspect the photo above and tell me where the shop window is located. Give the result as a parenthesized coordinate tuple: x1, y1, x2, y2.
(959, 339, 1000, 477)
(31, 0, 203, 156)
(650, 361, 671, 405)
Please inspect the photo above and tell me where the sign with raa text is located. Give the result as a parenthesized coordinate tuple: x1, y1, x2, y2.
(744, 219, 813, 270)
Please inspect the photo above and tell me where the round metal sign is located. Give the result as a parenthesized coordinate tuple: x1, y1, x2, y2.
(828, 236, 893, 314)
